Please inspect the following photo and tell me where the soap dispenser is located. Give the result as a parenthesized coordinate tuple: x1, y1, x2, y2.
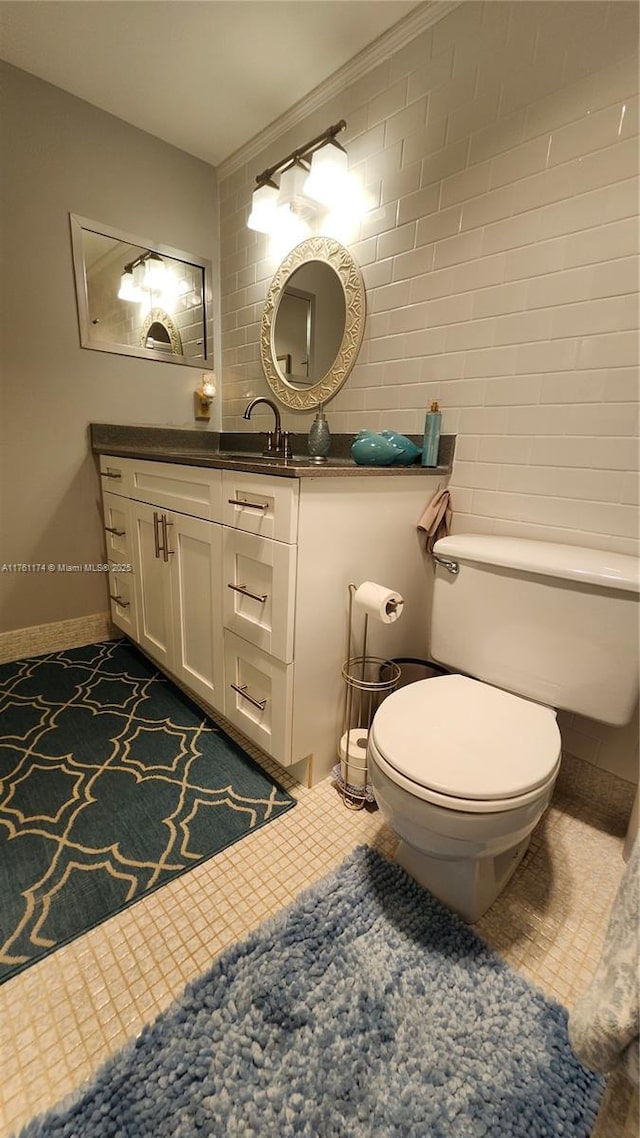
(421, 401, 442, 467)
(308, 405, 330, 464)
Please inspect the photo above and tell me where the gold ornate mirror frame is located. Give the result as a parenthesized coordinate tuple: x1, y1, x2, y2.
(260, 236, 366, 411)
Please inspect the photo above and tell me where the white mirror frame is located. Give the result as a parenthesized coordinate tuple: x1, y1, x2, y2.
(70, 214, 214, 369)
(260, 236, 366, 410)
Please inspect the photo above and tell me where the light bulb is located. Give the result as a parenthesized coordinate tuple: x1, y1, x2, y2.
(304, 140, 349, 207)
(268, 206, 310, 261)
(117, 270, 141, 301)
(143, 254, 167, 291)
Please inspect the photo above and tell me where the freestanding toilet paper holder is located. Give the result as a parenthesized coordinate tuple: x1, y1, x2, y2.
(337, 584, 401, 810)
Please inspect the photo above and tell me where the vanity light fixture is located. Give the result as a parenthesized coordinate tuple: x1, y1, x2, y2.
(246, 120, 349, 237)
(194, 372, 216, 421)
(118, 251, 169, 302)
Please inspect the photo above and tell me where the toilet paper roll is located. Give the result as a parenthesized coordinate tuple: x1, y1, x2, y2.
(339, 729, 369, 788)
(354, 581, 404, 624)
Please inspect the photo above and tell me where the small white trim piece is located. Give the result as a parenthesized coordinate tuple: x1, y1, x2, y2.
(0, 613, 117, 664)
(217, 1, 461, 182)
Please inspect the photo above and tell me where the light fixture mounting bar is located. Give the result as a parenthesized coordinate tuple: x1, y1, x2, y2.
(254, 120, 347, 188)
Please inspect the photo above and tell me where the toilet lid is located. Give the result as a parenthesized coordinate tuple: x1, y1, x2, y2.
(371, 674, 561, 801)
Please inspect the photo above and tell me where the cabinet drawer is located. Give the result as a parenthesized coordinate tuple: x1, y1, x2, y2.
(223, 631, 293, 764)
(223, 529, 296, 663)
(130, 459, 222, 521)
(222, 471, 298, 543)
(107, 567, 138, 640)
(102, 492, 133, 561)
(99, 455, 133, 497)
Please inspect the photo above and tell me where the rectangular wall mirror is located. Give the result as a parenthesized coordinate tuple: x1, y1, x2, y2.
(70, 214, 213, 369)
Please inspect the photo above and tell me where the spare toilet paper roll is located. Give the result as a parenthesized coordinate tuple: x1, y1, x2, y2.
(354, 581, 404, 624)
(339, 729, 369, 788)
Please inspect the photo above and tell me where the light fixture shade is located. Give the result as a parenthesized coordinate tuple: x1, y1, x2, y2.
(143, 253, 167, 291)
(304, 141, 349, 206)
(269, 205, 310, 261)
(247, 182, 279, 234)
(117, 270, 140, 301)
(132, 261, 146, 290)
(277, 160, 311, 211)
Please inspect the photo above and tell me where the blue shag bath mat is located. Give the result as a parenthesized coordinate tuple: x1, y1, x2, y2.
(0, 640, 295, 984)
(18, 846, 604, 1138)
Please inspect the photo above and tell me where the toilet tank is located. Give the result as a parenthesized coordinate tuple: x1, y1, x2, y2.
(431, 535, 639, 726)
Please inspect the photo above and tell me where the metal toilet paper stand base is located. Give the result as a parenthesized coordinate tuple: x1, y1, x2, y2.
(338, 584, 401, 810)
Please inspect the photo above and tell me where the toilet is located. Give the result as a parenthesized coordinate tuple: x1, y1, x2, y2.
(368, 534, 639, 922)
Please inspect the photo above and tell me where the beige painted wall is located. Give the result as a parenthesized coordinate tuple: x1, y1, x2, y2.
(0, 62, 219, 634)
(218, 1, 639, 782)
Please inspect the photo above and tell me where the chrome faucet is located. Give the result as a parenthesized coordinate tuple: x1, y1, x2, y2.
(243, 397, 287, 456)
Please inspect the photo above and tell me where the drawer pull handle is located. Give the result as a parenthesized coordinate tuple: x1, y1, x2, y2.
(227, 497, 268, 510)
(153, 511, 162, 558)
(230, 683, 267, 711)
(161, 515, 174, 562)
(109, 594, 130, 608)
(105, 526, 126, 537)
(228, 582, 268, 603)
(100, 470, 122, 480)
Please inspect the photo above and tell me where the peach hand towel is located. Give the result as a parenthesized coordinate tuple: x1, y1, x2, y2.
(417, 488, 452, 553)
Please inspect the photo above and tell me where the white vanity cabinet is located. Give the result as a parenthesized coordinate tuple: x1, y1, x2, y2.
(99, 454, 434, 784)
(100, 457, 225, 712)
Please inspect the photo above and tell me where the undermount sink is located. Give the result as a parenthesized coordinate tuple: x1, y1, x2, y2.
(219, 452, 298, 463)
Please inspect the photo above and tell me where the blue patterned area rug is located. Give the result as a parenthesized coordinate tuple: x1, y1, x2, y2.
(0, 640, 295, 984)
(19, 847, 603, 1138)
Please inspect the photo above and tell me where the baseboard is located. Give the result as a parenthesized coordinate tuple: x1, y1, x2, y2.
(0, 613, 118, 664)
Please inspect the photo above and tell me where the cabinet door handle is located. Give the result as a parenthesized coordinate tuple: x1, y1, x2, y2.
(161, 515, 173, 562)
(100, 469, 122, 480)
(153, 511, 162, 559)
(227, 582, 268, 603)
(109, 594, 130, 608)
(230, 683, 267, 711)
(227, 497, 268, 510)
(105, 526, 126, 537)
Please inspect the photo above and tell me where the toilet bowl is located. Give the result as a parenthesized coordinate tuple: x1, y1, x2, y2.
(367, 673, 561, 922)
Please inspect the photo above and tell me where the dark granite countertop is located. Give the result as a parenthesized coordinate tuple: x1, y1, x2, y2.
(90, 424, 455, 479)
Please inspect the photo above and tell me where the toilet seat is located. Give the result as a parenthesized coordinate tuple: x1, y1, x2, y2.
(369, 674, 561, 814)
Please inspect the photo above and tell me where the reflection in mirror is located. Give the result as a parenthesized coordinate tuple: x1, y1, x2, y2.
(274, 263, 346, 388)
(70, 215, 213, 369)
(261, 236, 365, 410)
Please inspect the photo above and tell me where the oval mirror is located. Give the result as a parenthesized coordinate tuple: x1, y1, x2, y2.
(260, 236, 366, 410)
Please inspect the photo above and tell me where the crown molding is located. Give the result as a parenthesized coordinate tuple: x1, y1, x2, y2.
(217, 0, 461, 183)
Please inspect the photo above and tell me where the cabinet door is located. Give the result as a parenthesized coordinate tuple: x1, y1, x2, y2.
(222, 528, 296, 663)
(102, 492, 133, 563)
(132, 501, 173, 670)
(168, 512, 224, 712)
(106, 568, 138, 639)
(223, 631, 293, 763)
(222, 471, 298, 543)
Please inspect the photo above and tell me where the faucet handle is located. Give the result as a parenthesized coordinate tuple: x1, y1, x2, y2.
(282, 431, 294, 461)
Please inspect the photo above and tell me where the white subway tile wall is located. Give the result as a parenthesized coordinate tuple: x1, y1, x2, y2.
(219, 0, 638, 553)
(218, 1, 639, 779)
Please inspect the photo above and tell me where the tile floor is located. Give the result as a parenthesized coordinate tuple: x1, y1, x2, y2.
(1, 742, 637, 1137)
